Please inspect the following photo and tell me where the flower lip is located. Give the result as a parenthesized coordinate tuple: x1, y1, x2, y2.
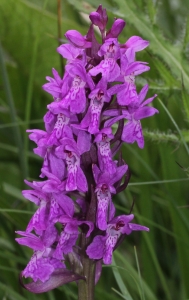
(64, 150, 73, 157)
(108, 42, 115, 52)
(113, 220, 125, 231)
(102, 133, 107, 141)
(97, 90, 104, 99)
(101, 184, 108, 193)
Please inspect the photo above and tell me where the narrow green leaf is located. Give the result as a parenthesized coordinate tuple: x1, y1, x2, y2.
(143, 129, 179, 143)
(47, 291, 56, 300)
(24, 0, 49, 167)
(2, 182, 25, 201)
(149, 83, 180, 90)
(0, 282, 27, 300)
(144, 0, 156, 25)
(0, 42, 28, 179)
(124, 144, 159, 180)
(0, 142, 40, 159)
(139, 231, 172, 299)
(158, 98, 189, 155)
(0, 118, 43, 129)
(0, 266, 20, 273)
(134, 247, 145, 300)
(0, 209, 33, 214)
(183, 15, 189, 53)
(181, 77, 189, 122)
(0, 252, 26, 264)
(112, 287, 131, 300)
(114, 1, 189, 88)
(112, 256, 133, 300)
(0, 238, 15, 251)
(114, 252, 158, 300)
(181, 130, 189, 142)
(128, 177, 189, 186)
(102, 264, 140, 297)
(151, 56, 179, 87)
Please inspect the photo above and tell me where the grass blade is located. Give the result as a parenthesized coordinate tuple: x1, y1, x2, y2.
(158, 98, 189, 155)
(134, 246, 145, 300)
(0, 42, 28, 179)
(112, 256, 133, 300)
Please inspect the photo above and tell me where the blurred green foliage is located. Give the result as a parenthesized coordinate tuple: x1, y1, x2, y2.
(0, 0, 189, 299)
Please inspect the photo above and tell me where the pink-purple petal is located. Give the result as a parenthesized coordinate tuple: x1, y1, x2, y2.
(86, 235, 105, 259)
(124, 36, 149, 52)
(21, 269, 84, 294)
(134, 106, 159, 120)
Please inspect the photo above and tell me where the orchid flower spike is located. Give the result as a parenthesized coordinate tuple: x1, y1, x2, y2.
(16, 4, 157, 296)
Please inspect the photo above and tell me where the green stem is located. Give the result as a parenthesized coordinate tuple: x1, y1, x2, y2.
(78, 233, 95, 300)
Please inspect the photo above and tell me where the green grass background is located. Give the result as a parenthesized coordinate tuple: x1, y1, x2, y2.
(0, 0, 189, 299)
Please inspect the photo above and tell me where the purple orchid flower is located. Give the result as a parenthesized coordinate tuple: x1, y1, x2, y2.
(121, 35, 150, 52)
(48, 63, 94, 114)
(94, 127, 116, 174)
(89, 38, 121, 82)
(42, 109, 78, 135)
(92, 164, 128, 230)
(27, 130, 65, 180)
(15, 227, 65, 283)
(55, 134, 91, 192)
(86, 214, 149, 264)
(53, 214, 94, 259)
(79, 79, 111, 134)
(28, 111, 72, 147)
(22, 188, 52, 235)
(27, 111, 74, 180)
(57, 43, 86, 66)
(89, 5, 108, 33)
(65, 30, 92, 48)
(104, 84, 158, 148)
(16, 5, 157, 293)
(42, 68, 70, 101)
(107, 48, 150, 106)
(25, 169, 65, 194)
(47, 112, 72, 143)
(40, 147, 66, 180)
(24, 170, 75, 207)
(73, 79, 120, 135)
(22, 183, 75, 235)
(24, 192, 50, 235)
(106, 18, 126, 39)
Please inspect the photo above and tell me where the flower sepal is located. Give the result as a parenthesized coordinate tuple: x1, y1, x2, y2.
(19, 269, 85, 294)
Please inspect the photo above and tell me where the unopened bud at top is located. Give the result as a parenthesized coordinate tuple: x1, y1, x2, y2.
(106, 18, 126, 39)
(65, 30, 91, 48)
(89, 4, 108, 31)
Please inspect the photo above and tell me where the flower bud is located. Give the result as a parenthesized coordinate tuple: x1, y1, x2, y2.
(106, 19, 126, 39)
(65, 30, 91, 48)
(89, 5, 108, 31)
(89, 12, 101, 27)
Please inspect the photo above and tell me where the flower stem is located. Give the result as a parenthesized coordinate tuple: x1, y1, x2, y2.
(78, 233, 95, 300)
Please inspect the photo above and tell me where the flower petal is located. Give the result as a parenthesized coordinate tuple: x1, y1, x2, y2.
(125, 36, 149, 52)
(20, 269, 85, 293)
(134, 107, 159, 120)
(86, 235, 105, 259)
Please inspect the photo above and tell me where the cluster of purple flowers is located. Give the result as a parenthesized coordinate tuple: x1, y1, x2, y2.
(16, 5, 158, 292)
